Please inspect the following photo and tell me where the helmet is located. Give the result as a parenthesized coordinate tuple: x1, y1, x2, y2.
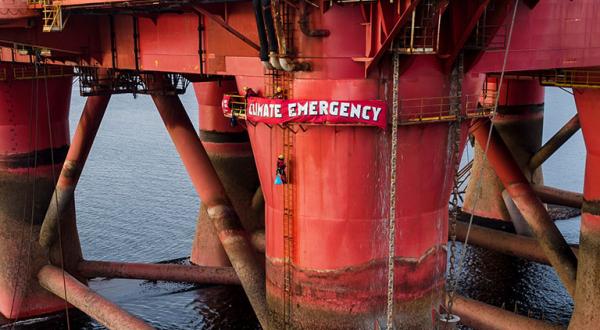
(278, 154, 284, 160)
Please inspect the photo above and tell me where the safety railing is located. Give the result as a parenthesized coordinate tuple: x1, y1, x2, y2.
(42, 0, 63, 33)
(13, 65, 73, 80)
(394, 0, 441, 55)
(76, 68, 190, 96)
(397, 93, 496, 125)
(224, 94, 248, 118)
(540, 69, 600, 89)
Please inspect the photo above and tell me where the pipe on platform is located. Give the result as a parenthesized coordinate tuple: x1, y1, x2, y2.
(470, 119, 578, 296)
(77, 260, 241, 285)
(252, 0, 274, 69)
(270, 0, 310, 72)
(39, 95, 111, 249)
(147, 74, 268, 328)
(450, 295, 564, 330)
(455, 222, 578, 265)
(298, 1, 330, 37)
(532, 184, 583, 209)
(38, 265, 153, 330)
(260, 0, 283, 70)
(528, 114, 580, 171)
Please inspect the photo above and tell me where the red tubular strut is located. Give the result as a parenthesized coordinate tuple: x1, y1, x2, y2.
(450, 295, 564, 330)
(569, 89, 600, 329)
(39, 94, 111, 248)
(77, 260, 241, 285)
(147, 74, 268, 328)
(38, 265, 154, 330)
(532, 184, 583, 209)
(455, 222, 578, 265)
(470, 118, 578, 296)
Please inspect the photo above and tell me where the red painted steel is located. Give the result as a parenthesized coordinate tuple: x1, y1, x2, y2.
(463, 79, 544, 221)
(474, 0, 600, 73)
(1, 1, 600, 76)
(451, 295, 563, 330)
(39, 94, 110, 249)
(0, 0, 34, 20)
(77, 260, 241, 285)
(455, 222, 579, 266)
(248, 56, 483, 328)
(570, 89, 600, 329)
(0, 68, 83, 319)
(191, 80, 261, 268)
(38, 265, 153, 330)
(470, 118, 577, 296)
(149, 75, 268, 328)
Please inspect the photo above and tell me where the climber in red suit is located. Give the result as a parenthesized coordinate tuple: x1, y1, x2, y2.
(276, 154, 288, 184)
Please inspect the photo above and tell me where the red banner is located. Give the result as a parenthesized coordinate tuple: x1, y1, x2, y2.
(223, 96, 387, 129)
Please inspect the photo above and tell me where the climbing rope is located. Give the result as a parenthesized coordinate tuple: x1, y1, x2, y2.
(445, 0, 520, 315)
(385, 41, 400, 330)
(43, 63, 72, 330)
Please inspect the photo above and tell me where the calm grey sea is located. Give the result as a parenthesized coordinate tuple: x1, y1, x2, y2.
(11, 87, 583, 329)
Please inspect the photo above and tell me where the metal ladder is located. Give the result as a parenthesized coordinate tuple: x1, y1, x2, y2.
(282, 125, 294, 328)
(42, 0, 63, 32)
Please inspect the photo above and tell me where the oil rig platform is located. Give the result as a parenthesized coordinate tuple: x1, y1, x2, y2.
(0, 0, 599, 329)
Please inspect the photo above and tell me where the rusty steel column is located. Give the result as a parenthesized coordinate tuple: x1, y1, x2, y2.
(470, 118, 577, 296)
(38, 265, 153, 330)
(0, 69, 83, 319)
(532, 184, 583, 209)
(191, 80, 261, 267)
(569, 89, 600, 329)
(455, 222, 578, 265)
(77, 260, 241, 285)
(463, 79, 544, 222)
(450, 295, 564, 330)
(529, 114, 580, 171)
(39, 94, 111, 249)
(148, 75, 267, 328)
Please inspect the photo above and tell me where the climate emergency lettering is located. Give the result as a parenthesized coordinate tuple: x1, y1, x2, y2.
(242, 97, 387, 129)
(247, 102, 283, 118)
(287, 101, 383, 122)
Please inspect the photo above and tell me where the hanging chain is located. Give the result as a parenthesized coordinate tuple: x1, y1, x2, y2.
(446, 52, 464, 320)
(386, 42, 400, 330)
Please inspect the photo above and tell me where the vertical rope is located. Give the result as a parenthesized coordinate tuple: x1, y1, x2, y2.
(386, 45, 400, 330)
(448, 0, 520, 299)
(43, 68, 71, 330)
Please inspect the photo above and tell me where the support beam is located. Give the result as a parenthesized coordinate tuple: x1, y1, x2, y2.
(455, 222, 578, 265)
(147, 74, 267, 328)
(38, 265, 153, 330)
(39, 94, 111, 248)
(569, 89, 600, 329)
(450, 295, 564, 330)
(191, 80, 261, 267)
(528, 114, 580, 171)
(470, 118, 578, 296)
(77, 260, 241, 285)
(533, 184, 583, 209)
(191, 5, 260, 51)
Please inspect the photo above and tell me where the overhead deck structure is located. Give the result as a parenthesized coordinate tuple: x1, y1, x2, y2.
(0, 0, 599, 329)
